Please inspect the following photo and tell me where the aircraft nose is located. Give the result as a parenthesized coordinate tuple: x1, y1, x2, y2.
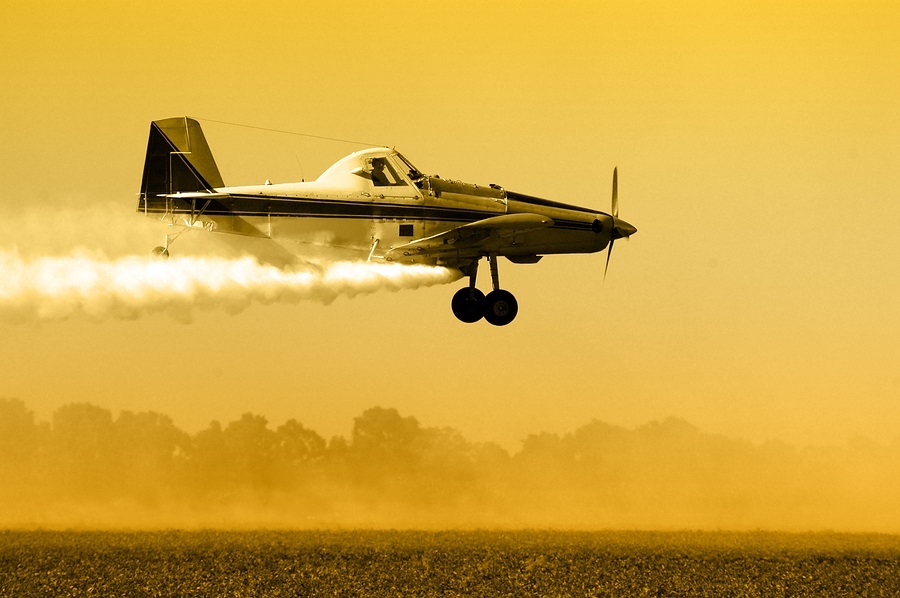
(612, 219, 637, 239)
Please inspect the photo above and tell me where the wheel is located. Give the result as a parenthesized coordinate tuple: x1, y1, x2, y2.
(451, 287, 485, 323)
(483, 289, 518, 326)
(151, 246, 169, 259)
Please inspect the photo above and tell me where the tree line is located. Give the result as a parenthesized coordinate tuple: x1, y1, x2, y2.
(1, 398, 898, 530)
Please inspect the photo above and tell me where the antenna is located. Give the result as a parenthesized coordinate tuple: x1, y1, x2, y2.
(295, 155, 306, 182)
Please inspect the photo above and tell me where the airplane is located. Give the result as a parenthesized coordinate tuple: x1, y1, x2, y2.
(138, 117, 637, 325)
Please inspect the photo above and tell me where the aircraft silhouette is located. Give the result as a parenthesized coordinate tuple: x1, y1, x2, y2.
(139, 117, 636, 325)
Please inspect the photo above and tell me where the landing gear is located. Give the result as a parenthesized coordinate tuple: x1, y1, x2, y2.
(450, 254, 519, 326)
(151, 231, 182, 260)
(483, 289, 518, 326)
(452, 259, 485, 323)
(451, 287, 485, 323)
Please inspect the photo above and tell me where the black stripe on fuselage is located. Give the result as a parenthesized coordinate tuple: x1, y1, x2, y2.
(231, 194, 486, 222)
(146, 193, 600, 232)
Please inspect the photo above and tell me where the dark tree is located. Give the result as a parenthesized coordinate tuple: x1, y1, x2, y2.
(0, 397, 39, 465)
(111, 410, 190, 503)
(49, 403, 116, 498)
(352, 407, 421, 453)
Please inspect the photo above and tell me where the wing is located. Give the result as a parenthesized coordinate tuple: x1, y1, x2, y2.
(385, 213, 554, 259)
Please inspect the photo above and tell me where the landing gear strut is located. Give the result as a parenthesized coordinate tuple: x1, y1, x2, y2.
(151, 231, 184, 260)
(451, 255, 518, 326)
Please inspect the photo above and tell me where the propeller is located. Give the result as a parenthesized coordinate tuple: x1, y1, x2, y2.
(611, 166, 618, 219)
(604, 168, 618, 281)
(603, 167, 637, 281)
(604, 236, 615, 280)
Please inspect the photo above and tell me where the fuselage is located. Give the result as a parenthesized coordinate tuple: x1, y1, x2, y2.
(141, 147, 629, 269)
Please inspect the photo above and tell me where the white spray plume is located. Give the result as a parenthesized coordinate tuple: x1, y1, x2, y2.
(0, 250, 462, 323)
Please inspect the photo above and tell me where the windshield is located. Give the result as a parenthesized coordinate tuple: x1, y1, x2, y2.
(393, 152, 424, 180)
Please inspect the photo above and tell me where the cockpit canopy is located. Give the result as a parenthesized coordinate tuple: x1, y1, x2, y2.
(317, 148, 423, 188)
(365, 151, 423, 187)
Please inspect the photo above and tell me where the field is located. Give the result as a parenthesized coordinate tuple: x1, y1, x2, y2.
(2, 530, 899, 596)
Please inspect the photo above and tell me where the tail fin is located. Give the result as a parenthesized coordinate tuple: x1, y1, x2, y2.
(138, 117, 224, 211)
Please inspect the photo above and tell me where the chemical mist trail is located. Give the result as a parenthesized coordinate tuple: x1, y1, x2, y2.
(0, 251, 462, 323)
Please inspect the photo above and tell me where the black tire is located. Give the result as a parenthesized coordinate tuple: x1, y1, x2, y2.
(451, 287, 485, 323)
(151, 246, 169, 259)
(483, 289, 518, 326)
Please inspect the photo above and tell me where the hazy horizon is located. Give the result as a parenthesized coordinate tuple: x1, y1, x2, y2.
(3, 396, 899, 532)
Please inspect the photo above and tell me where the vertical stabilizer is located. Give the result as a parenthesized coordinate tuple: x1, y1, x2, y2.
(139, 117, 224, 211)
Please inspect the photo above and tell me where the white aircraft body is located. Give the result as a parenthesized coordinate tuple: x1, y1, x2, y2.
(139, 117, 637, 325)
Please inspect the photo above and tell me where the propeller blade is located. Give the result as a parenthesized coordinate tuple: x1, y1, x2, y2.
(604, 239, 615, 281)
(611, 167, 618, 219)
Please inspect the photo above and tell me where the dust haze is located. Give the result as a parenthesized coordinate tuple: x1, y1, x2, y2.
(0, 199, 460, 322)
(2, 397, 899, 532)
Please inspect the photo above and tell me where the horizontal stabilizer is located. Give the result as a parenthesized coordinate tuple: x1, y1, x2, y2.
(160, 191, 231, 199)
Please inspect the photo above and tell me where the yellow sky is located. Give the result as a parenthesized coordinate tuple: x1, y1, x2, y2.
(1, 0, 898, 450)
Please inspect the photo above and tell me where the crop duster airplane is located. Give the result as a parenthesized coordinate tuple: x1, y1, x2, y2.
(139, 117, 637, 325)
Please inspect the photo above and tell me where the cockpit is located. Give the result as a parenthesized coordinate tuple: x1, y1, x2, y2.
(369, 156, 405, 186)
(365, 152, 424, 187)
(315, 147, 426, 191)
